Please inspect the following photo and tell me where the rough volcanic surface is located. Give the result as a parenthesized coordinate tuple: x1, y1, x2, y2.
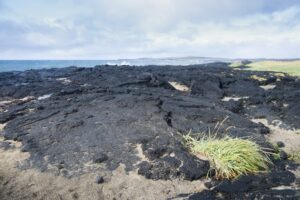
(0, 63, 299, 199)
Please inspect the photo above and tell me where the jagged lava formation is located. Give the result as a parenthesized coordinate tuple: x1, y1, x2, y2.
(0, 63, 299, 199)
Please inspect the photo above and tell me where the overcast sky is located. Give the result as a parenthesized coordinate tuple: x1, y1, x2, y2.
(1, 0, 300, 59)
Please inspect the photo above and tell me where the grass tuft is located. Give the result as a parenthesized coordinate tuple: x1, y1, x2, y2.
(184, 134, 271, 180)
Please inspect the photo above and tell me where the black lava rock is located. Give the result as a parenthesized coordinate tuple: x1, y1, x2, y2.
(257, 122, 270, 134)
(188, 190, 216, 200)
(0, 141, 14, 150)
(207, 168, 216, 178)
(241, 60, 252, 65)
(137, 161, 152, 179)
(95, 176, 104, 184)
(276, 141, 285, 148)
(204, 180, 219, 189)
(93, 153, 108, 163)
(214, 176, 252, 193)
(279, 150, 288, 160)
(223, 99, 243, 113)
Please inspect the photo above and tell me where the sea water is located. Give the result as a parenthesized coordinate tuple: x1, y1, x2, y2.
(0, 57, 230, 72)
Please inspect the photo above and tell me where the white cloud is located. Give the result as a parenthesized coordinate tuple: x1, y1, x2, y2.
(139, 6, 300, 58)
(0, 0, 300, 59)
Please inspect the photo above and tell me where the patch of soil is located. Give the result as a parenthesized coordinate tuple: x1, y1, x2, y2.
(0, 137, 206, 200)
(252, 118, 300, 154)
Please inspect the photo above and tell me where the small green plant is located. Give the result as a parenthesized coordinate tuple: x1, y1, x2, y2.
(269, 143, 281, 161)
(184, 134, 271, 180)
(272, 152, 281, 161)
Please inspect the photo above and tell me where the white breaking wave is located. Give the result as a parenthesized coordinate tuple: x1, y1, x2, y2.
(104, 57, 230, 66)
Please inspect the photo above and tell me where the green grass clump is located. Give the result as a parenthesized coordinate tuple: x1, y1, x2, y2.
(184, 135, 271, 180)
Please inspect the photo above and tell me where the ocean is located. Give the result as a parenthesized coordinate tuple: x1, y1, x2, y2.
(0, 57, 231, 72)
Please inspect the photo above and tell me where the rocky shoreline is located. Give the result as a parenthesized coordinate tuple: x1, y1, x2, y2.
(0, 63, 299, 199)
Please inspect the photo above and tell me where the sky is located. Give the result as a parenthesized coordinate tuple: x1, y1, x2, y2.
(0, 0, 300, 59)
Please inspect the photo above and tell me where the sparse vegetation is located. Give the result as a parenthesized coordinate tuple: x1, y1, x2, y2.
(250, 75, 267, 82)
(269, 143, 281, 161)
(247, 61, 300, 76)
(229, 61, 244, 68)
(273, 72, 285, 77)
(289, 151, 300, 163)
(184, 134, 271, 180)
(231, 60, 300, 77)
